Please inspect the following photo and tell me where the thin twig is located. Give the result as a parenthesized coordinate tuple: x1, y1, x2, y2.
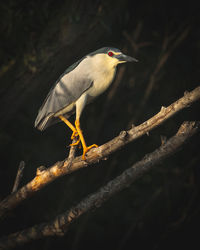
(0, 121, 199, 249)
(66, 138, 78, 169)
(123, 30, 152, 53)
(132, 26, 190, 123)
(0, 86, 199, 219)
(11, 161, 25, 193)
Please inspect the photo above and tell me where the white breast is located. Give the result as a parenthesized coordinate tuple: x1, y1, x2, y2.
(86, 68, 116, 98)
(85, 54, 117, 99)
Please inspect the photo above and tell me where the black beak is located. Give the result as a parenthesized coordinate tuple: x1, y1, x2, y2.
(116, 53, 138, 62)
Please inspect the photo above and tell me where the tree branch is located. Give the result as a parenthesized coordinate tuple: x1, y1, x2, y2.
(0, 121, 199, 249)
(0, 86, 200, 219)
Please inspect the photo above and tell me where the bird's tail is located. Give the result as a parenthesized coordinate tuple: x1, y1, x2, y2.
(35, 111, 72, 131)
(34, 113, 54, 131)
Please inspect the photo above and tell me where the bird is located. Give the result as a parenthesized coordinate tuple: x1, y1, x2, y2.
(35, 47, 138, 160)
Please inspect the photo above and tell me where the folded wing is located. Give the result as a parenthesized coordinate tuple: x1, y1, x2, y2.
(35, 57, 93, 131)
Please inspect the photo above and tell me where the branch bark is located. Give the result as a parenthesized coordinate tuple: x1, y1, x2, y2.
(0, 121, 199, 249)
(0, 86, 200, 219)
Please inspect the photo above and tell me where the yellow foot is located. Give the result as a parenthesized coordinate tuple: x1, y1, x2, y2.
(70, 137, 81, 146)
(71, 130, 79, 140)
(82, 144, 98, 160)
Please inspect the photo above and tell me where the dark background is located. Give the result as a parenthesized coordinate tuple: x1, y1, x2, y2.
(0, 0, 200, 249)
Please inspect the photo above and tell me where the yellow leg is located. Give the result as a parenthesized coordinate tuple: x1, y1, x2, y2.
(59, 115, 79, 140)
(75, 120, 98, 160)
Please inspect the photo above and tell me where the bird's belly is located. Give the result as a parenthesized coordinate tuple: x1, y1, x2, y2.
(86, 71, 115, 99)
(87, 81, 108, 97)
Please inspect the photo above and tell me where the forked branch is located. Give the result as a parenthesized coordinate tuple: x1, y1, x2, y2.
(0, 86, 200, 219)
(0, 121, 199, 249)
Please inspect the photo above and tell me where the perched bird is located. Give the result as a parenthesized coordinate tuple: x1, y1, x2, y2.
(35, 47, 138, 160)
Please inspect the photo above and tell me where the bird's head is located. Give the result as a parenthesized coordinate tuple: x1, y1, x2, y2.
(89, 47, 138, 69)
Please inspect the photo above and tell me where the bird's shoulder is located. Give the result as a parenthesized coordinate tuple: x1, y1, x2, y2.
(59, 56, 86, 79)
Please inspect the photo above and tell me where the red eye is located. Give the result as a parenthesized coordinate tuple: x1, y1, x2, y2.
(108, 51, 114, 57)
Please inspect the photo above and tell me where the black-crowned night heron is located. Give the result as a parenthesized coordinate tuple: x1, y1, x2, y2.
(35, 47, 138, 160)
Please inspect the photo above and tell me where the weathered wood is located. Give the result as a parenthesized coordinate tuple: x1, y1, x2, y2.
(0, 86, 199, 219)
(0, 121, 199, 249)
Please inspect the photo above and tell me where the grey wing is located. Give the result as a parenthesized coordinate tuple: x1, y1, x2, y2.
(35, 60, 93, 131)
